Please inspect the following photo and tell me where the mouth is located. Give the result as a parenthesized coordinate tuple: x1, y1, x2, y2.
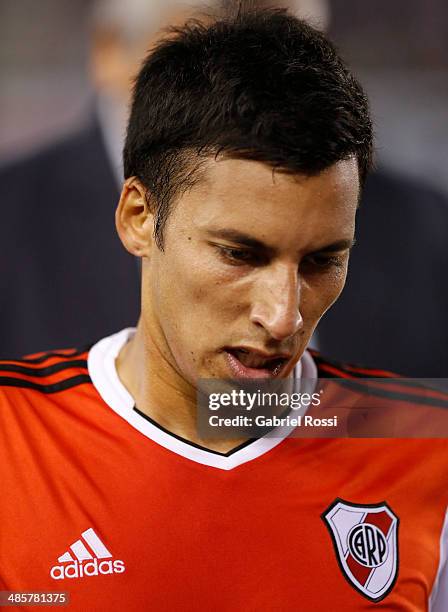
(223, 347, 291, 379)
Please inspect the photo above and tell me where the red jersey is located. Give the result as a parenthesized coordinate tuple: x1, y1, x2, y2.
(1, 329, 447, 611)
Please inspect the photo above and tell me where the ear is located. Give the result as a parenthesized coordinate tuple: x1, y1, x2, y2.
(115, 178, 155, 258)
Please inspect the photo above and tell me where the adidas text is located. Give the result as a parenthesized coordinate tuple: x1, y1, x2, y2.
(50, 559, 125, 580)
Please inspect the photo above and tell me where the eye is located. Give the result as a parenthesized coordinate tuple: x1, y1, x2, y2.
(301, 253, 346, 271)
(215, 245, 257, 265)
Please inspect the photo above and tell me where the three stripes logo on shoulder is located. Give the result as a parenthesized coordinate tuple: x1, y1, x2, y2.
(322, 499, 399, 602)
(50, 528, 125, 580)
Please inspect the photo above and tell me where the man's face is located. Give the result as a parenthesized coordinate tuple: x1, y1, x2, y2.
(142, 157, 359, 384)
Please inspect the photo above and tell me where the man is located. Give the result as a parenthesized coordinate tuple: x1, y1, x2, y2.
(1, 8, 447, 610)
(1, 1, 448, 378)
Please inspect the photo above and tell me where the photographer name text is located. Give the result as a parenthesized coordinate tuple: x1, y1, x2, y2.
(208, 414, 337, 428)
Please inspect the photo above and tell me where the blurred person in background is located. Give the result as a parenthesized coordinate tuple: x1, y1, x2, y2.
(0, 0, 214, 356)
(0, 0, 447, 379)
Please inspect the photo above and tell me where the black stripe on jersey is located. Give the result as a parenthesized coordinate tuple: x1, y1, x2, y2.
(134, 406, 257, 457)
(0, 374, 91, 394)
(331, 378, 448, 410)
(0, 346, 91, 365)
(315, 358, 448, 402)
(0, 359, 88, 377)
(311, 353, 398, 378)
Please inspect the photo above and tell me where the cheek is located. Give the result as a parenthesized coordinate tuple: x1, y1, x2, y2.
(167, 261, 225, 315)
(301, 265, 349, 318)
(162, 243, 244, 317)
(152, 248, 237, 358)
(326, 264, 349, 299)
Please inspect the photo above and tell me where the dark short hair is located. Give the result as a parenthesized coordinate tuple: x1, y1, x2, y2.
(124, 8, 373, 248)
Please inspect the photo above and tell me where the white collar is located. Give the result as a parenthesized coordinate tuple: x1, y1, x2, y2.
(88, 328, 318, 470)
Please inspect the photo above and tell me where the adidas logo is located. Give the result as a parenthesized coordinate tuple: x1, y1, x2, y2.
(50, 528, 125, 580)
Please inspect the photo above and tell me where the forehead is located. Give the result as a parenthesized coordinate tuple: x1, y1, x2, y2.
(167, 157, 360, 249)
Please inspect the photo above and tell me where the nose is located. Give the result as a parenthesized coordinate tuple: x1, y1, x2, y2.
(249, 263, 303, 341)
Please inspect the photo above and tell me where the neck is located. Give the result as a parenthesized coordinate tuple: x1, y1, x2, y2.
(115, 323, 250, 454)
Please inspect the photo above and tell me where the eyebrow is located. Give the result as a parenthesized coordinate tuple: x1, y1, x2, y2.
(206, 229, 270, 250)
(206, 229, 356, 253)
(316, 238, 356, 252)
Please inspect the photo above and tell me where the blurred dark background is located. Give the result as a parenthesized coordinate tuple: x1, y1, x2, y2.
(1, 0, 447, 194)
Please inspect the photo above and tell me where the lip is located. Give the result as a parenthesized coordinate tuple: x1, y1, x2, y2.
(229, 346, 293, 360)
(223, 348, 291, 379)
